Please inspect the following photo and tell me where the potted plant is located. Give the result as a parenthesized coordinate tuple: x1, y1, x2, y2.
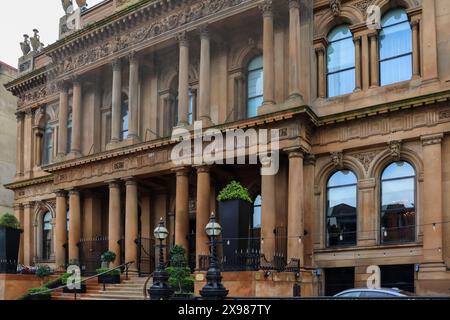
(217, 181, 253, 265)
(61, 271, 87, 293)
(35, 265, 53, 286)
(0, 213, 22, 274)
(97, 268, 121, 284)
(27, 287, 51, 300)
(166, 245, 194, 299)
(100, 251, 116, 268)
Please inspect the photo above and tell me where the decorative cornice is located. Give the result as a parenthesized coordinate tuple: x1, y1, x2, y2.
(421, 133, 444, 146)
(5, 175, 54, 190)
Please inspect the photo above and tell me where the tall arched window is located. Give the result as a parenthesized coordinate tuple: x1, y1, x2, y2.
(326, 170, 357, 247)
(175, 89, 194, 125)
(379, 8, 412, 86)
(381, 161, 416, 243)
(327, 25, 355, 97)
(42, 211, 53, 260)
(67, 111, 72, 154)
(42, 120, 53, 165)
(120, 94, 129, 140)
(247, 55, 263, 118)
(252, 195, 262, 229)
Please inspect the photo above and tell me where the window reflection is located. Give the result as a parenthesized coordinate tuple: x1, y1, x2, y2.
(327, 25, 355, 97)
(42, 211, 53, 260)
(381, 161, 416, 243)
(42, 119, 53, 165)
(253, 195, 262, 229)
(379, 8, 412, 86)
(247, 56, 263, 118)
(326, 170, 357, 247)
(120, 94, 129, 140)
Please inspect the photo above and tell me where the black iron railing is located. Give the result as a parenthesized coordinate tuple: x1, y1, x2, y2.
(136, 237, 156, 277)
(78, 237, 108, 275)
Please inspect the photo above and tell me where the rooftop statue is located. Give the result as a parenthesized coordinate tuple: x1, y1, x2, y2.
(30, 29, 45, 52)
(76, 0, 87, 8)
(20, 34, 31, 56)
(61, 0, 74, 15)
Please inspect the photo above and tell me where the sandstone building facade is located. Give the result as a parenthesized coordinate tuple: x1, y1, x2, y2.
(5, 0, 450, 296)
(0, 62, 17, 216)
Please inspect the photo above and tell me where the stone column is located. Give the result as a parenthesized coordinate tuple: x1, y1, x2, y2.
(177, 32, 190, 126)
(353, 35, 362, 91)
(24, 110, 34, 176)
(421, 134, 444, 263)
(303, 155, 315, 267)
(196, 166, 210, 267)
(124, 178, 138, 271)
(14, 204, 24, 264)
(128, 52, 140, 141)
(421, 0, 438, 81)
(174, 167, 190, 251)
(55, 190, 67, 270)
(35, 130, 43, 166)
(358, 179, 376, 247)
(369, 32, 379, 88)
(410, 18, 421, 79)
(314, 39, 327, 99)
(261, 165, 276, 259)
(23, 202, 34, 266)
(111, 59, 122, 143)
(361, 34, 370, 90)
(261, 0, 275, 106)
(68, 189, 81, 262)
(287, 149, 304, 265)
(58, 81, 69, 157)
(108, 180, 122, 267)
(15, 112, 25, 176)
(71, 77, 82, 156)
(288, 0, 303, 100)
(198, 26, 212, 125)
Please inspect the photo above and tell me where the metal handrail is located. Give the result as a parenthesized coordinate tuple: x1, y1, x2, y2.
(29, 261, 134, 300)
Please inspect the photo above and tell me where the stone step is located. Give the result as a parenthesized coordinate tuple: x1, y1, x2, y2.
(96, 290, 145, 296)
(80, 293, 145, 300)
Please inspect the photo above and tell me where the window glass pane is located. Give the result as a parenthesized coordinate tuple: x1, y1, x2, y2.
(328, 25, 353, 42)
(382, 161, 415, 180)
(67, 112, 72, 153)
(379, 22, 412, 60)
(327, 68, 355, 97)
(248, 97, 263, 118)
(328, 170, 357, 187)
(326, 171, 357, 247)
(121, 96, 129, 140)
(327, 37, 355, 73)
(248, 69, 263, 99)
(380, 54, 412, 86)
(248, 55, 263, 71)
(381, 162, 416, 243)
(253, 195, 262, 229)
(381, 8, 408, 27)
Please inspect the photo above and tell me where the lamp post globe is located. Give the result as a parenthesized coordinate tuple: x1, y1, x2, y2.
(200, 213, 229, 300)
(148, 218, 174, 300)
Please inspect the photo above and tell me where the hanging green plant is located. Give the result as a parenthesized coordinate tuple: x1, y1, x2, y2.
(217, 181, 252, 203)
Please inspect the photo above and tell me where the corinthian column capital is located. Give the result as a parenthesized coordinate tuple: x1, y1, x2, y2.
(288, 0, 300, 9)
(259, 0, 273, 17)
(177, 31, 189, 47)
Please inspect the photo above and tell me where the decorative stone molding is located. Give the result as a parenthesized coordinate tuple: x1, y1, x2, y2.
(388, 140, 402, 161)
(351, 150, 379, 172)
(288, 0, 300, 9)
(259, 0, 273, 17)
(329, 0, 341, 17)
(330, 151, 344, 169)
(421, 133, 444, 146)
(177, 31, 189, 47)
(358, 178, 376, 190)
(304, 153, 316, 166)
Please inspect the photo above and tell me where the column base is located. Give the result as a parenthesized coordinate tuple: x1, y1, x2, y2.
(198, 117, 214, 128)
(126, 135, 141, 145)
(106, 140, 120, 151)
(68, 151, 82, 159)
(54, 154, 67, 163)
(258, 95, 306, 116)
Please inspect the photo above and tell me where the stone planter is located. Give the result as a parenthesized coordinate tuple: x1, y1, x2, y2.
(98, 274, 121, 284)
(218, 199, 252, 267)
(0, 226, 22, 274)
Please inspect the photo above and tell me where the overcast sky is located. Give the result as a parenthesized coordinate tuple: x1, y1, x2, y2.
(0, 0, 103, 68)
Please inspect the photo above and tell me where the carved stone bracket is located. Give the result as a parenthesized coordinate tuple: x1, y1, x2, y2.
(388, 140, 402, 161)
(330, 151, 344, 170)
(421, 133, 444, 146)
(329, 0, 342, 17)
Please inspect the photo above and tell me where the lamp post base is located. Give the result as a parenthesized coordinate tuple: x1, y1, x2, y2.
(148, 270, 174, 300)
(200, 270, 229, 300)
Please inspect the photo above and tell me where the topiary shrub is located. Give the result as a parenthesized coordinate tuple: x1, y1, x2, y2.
(101, 251, 116, 263)
(0, 213, 21, 229)
(217, 181, 252, 203)
(166, 245, 194, 296)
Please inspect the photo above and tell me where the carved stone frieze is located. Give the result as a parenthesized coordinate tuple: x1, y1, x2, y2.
(351, 150, 380, 172)
(57, 0, 249, 76)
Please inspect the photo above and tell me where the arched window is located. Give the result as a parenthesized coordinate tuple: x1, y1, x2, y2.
(381, 161, 416, 243)
(42, 120, 53, 165)
(327, 25, 355, 97)
(326, 170, 357, 247)
(252, 195, 262, 229)
(67, 111, 72, 154)
(42, 211, 53, 260)
(175, 89, 194, 125)
(247, 55, 263, 118)
(120, 94, 129, 140)
(379, 8, 412, 86)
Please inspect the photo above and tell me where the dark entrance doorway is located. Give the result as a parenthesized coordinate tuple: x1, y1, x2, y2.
(380, 264, 415, 293)
(325, 267, 355, 296)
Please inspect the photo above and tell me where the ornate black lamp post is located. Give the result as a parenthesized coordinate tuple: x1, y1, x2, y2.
(200, 213, 229, 300)
(148, 218, 174, 300)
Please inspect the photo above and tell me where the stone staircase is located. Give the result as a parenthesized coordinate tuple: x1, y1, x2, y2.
(52, 275, 150, 300)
